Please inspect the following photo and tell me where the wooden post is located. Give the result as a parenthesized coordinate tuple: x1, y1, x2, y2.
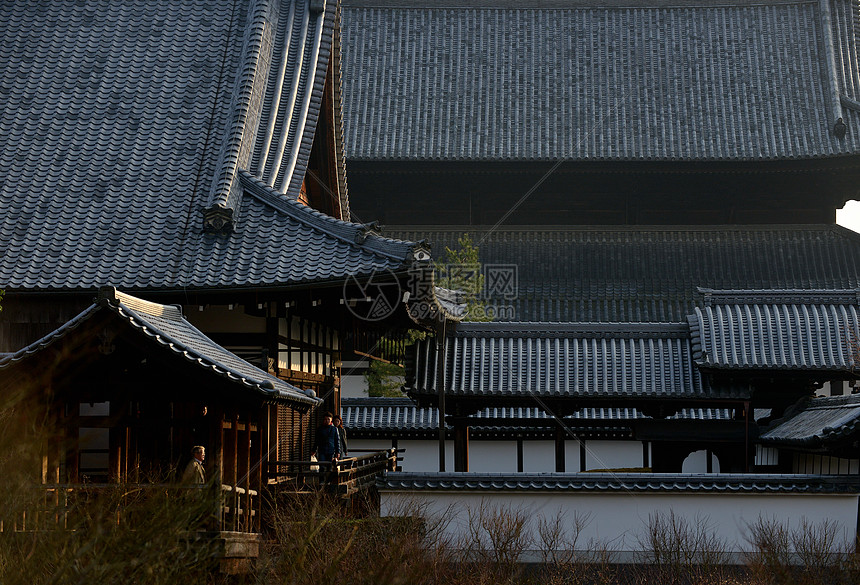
(580, 440, 586, 472)
(454, 420, 469, 472)
(744, 400, 750, 473)
(209, 403, 225, 531)
(243, 415, 252, 532)
(231, 411, 239, 531)
(517, 437, 524, 472)
(436, 318, 447, 472)
(555, 426, 565, 472)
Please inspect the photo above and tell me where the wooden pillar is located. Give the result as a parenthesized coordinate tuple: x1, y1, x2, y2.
(231, 411, 240, 531)
(108, 425, 121, 482)
(436, 319, 447, 472)
(254, 410, 264, 532)
(743, 401, 750, 473)
(242, 415, 251, 532)
(209, 403, 225, 530)
(516, 437, 524, 472)
(579, 439, 586, 472)
(265, 308, 278, 376)
(453, 420, 469, 472)
(555, 426, 565, 472)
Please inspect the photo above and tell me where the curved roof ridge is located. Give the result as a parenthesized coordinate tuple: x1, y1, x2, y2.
(0, 288, 320, 407)
(238, 169, 418, 262)
(249, 0, 340, 199)
(204, 0, 269, 222)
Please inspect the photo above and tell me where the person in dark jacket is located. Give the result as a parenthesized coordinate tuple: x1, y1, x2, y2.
(333, 414, 348, 457)
(312, 412, 340, 464)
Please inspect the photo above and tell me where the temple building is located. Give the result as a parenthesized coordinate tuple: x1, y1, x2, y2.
(338, 0, 860, 473)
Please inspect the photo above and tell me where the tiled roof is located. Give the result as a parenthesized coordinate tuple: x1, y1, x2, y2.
(689, 289, 860, 371)
(343, 0, 860, 162)
(0, 0, 423, 292)
(405, 322, 748, 401)
(341, 397, 733, 433)
(0, 288, 320, 407)
(386, 225, 860, 322)
(761, 394, 860, 447)
(379, 472, 860, 493)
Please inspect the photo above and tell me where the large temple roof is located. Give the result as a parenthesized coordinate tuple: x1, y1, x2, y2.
(0, 0, 427, 293)
(343, 0, 860, 162)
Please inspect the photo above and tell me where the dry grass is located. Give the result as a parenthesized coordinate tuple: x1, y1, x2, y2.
(0, 392, 222, 585)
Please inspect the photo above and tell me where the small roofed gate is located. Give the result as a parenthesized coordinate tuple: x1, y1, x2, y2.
(0, 289, 320, 537)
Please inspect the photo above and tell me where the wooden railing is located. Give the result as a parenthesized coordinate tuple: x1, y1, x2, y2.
(268, 448, 398, 495)
(221, 483, 258, 532)
(0, 483, 254, 534)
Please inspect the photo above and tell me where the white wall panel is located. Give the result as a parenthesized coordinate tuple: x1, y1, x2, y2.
(382, 489, 860, 558)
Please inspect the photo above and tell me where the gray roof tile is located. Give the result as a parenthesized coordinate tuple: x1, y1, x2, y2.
(406, 321, 748, 401)
(0, 288, 319, 407)
(761, 394, 860, 446)
(689, 289, 860, 371)
(0, 0, 417, 292)
(379, 472, 860, 493)
(342, 397, 733, 434)
(343, 0, 860, 162)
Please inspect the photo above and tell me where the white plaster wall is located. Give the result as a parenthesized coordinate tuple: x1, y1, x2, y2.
(583, 440, 644, 470)
(470, 441, 518, 472)
(341, 374, 369, 398)
(564, 440, 581, 472)
(522, 441, 555, 472)
(682, 450, 721, 473)
(351, 439, 456, 472)
(398, 440, 455, 472)
(381, 489, 860, 557)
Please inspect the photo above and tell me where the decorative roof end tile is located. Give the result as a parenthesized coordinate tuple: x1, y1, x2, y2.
(202, 205, 235, 234)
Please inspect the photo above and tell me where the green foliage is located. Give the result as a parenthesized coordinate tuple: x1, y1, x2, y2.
(364, 360, 406, 397)
(0, 289, 4, 312)
(435, 234, 492, 322)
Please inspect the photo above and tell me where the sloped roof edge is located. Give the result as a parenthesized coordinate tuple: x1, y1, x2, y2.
(0, 287, 320, 407)
(760, 393, 860, 447)
(378, 472, 860, 493)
